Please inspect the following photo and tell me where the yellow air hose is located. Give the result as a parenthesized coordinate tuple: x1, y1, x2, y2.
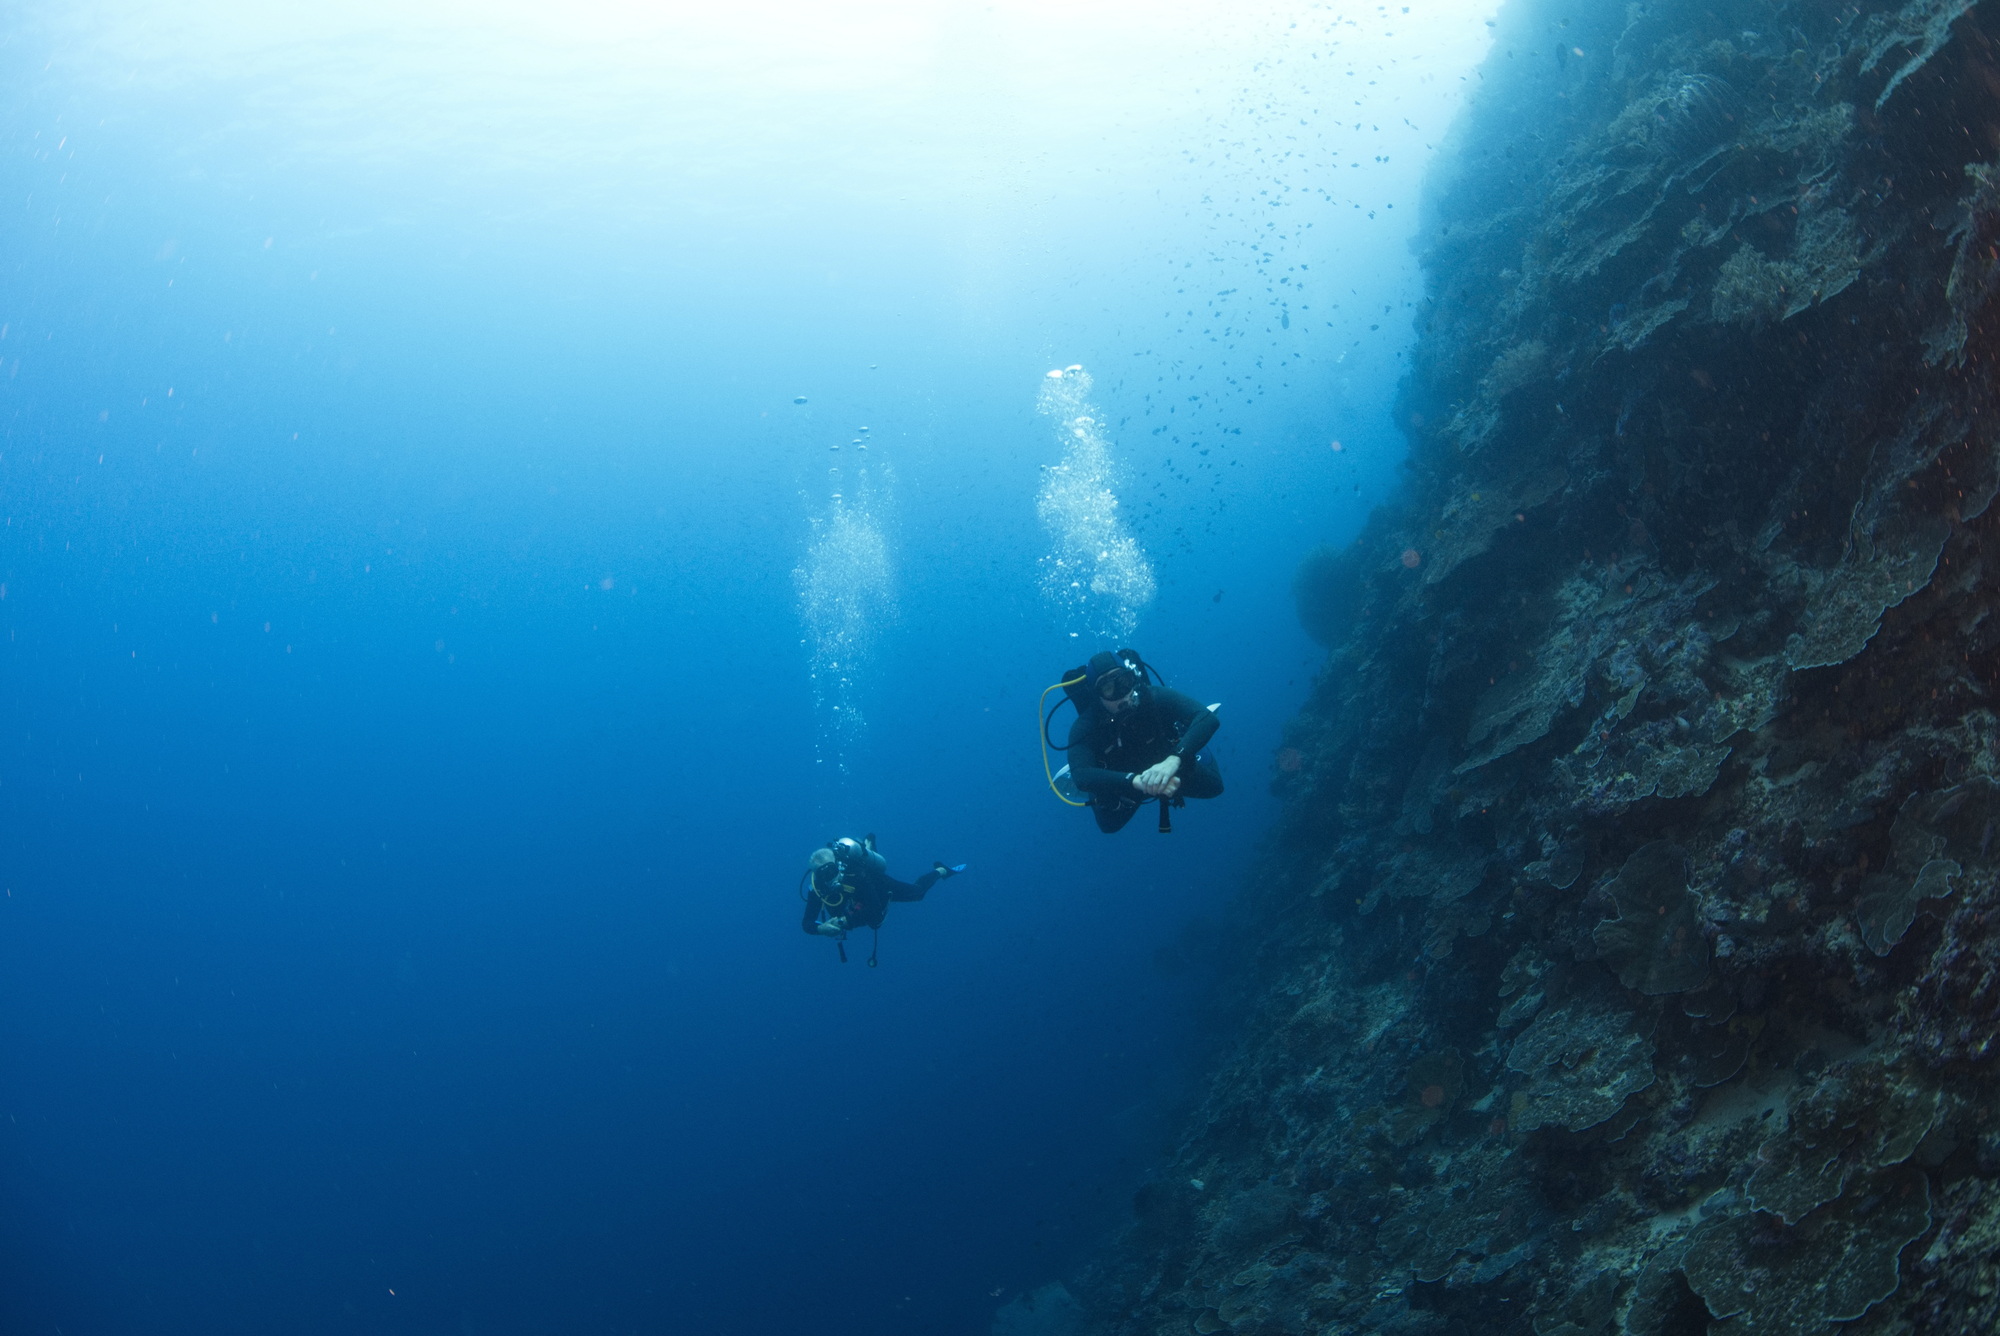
(1040, 675, 1091, 806)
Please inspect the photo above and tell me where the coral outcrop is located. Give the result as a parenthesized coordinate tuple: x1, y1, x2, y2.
(1082, 0, 2000, 1332)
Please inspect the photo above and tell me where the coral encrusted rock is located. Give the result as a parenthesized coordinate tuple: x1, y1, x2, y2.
(1064, 0, 2000, 1334)
(1591, 842, 1709, 995)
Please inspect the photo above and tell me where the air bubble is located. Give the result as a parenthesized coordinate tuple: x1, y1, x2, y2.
(1036, 368, 1154, 640)
(797, 475, 894, 773)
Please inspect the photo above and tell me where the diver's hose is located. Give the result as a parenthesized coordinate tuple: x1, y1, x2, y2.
(1039, 676, 1090, 807)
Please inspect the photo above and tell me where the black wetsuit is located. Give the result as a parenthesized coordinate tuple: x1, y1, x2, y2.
(801, 854, 945, 936)
(1066, 685, 1223, 833)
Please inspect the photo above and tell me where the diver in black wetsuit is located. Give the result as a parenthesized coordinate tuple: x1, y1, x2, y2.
(799, 836, 965, 964)
(1065, 650, 1223, 833)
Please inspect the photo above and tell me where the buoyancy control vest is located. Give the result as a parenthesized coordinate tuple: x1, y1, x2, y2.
(1040, 649, 1165, 806)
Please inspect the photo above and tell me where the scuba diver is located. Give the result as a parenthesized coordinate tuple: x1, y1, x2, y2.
(1044, 648, 1223, 833)
(799, 834, 967, 965)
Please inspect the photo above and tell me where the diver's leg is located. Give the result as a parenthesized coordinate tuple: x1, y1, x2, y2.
(1177, 753, 1224, 800)
(1093, 796, 1139, 833)
(886, 869, 942, 903)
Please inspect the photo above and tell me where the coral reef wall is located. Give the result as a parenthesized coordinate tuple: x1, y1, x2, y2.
(1075, 2, 2000, 1334)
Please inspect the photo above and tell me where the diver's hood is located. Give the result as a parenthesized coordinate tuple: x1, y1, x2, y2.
(1084, 651, 1126, 685)
(1085, 649, 1144, 705)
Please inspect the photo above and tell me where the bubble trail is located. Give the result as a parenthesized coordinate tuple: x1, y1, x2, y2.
(1035, 366, 1156, 642)
(794, 471, 894, 774)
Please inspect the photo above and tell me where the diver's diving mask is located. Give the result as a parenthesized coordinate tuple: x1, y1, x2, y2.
(1096, 665, 1138, 702)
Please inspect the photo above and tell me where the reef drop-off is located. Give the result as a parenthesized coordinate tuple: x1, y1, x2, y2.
(1062, 1, 2000, 1333)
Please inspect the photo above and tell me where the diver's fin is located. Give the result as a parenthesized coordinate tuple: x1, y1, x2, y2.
(934, 862, 968, 879)
(1207, 702, 1222, 712)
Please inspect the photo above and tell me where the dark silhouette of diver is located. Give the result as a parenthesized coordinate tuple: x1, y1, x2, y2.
(1058, 649, 1223, 833)
(800, 835, 966, 965)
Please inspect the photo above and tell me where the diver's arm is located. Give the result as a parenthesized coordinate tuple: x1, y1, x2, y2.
(804, 890, 845, 936)
(1129, 691, 1219, 795)
(1158, 687, 1220, 757)
(1064, 715, 1140, 795)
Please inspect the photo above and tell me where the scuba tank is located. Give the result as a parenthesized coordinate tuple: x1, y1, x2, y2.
(830, 834, 888, 880)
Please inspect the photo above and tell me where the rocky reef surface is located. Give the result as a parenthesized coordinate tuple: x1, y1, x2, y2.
(1068, 1, 2000, 1333)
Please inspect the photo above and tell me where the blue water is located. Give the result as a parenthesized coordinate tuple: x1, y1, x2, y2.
(1, 5, 1489, 1332)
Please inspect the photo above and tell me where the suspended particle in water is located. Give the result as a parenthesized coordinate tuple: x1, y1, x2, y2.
(793, 396, 808, 405)
(1401, 548, 1422, 569)
(1330, 439, 1344, 452)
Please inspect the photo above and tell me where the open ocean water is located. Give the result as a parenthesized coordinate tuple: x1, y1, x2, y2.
(0, 3, 1497, 1332)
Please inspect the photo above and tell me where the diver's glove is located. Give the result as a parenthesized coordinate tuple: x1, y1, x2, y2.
(816, 917, 848, 936)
